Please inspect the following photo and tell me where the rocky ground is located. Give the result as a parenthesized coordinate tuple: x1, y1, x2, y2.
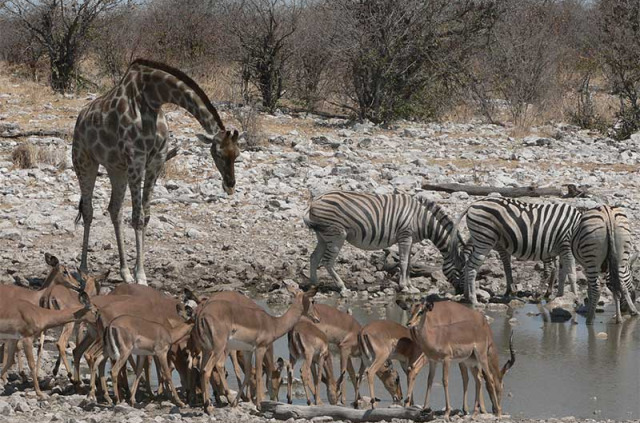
(1, 71, 639, 423)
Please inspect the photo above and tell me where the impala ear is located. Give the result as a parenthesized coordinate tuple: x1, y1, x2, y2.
(303, 286, 317, 298)
(396, 299, 409, 311)
(45, 253, 59, 267)
(183, 287, 198, 302)
(232, 129, 239, 143)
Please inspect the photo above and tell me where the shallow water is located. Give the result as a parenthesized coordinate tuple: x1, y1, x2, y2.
(148, 297, 639, 419)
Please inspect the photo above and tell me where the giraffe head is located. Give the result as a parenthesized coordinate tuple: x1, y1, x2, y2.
(198, 129, 240, 195)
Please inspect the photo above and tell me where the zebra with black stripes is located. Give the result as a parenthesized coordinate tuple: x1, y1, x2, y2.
(303, 191, 466, 295)
(451, 197, 582, 304)
(572, 205, 638, 324)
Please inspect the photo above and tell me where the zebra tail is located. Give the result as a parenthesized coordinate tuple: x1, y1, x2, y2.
(606, 208, 622, 297)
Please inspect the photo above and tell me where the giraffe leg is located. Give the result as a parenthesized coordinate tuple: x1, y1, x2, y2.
(107, 171, 134, 283)
(73, 157, 98, 273)
(139, 160, 162, 285)
(128, 163, 147, 285)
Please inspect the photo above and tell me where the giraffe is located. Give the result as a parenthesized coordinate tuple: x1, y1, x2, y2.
(72, 59, 240, 285)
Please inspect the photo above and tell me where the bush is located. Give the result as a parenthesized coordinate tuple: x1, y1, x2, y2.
(232, 106, 263, 150)
(11, 144, 37, 169)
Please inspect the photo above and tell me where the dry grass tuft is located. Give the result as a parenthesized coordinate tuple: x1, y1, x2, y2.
(11, 143, 66, 169)
(232, 106, 264, 149)
(11, 143, 38, 168)
(161, 159, 191, 180)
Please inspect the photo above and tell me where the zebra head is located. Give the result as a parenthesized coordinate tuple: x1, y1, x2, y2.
(444, 234, 469, 294)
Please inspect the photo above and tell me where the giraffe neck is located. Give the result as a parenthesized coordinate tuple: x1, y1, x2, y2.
(133, 63, 224, 135)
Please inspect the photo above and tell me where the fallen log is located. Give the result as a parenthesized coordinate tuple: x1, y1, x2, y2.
(260, 401, 432, 422)
(0, 129, 69, 139)
(421, 182, 588, 198)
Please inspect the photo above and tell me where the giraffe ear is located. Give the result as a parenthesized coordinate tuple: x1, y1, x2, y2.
(196, 133, 215, 145)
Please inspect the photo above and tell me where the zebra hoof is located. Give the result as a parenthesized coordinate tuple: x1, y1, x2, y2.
(400, 286, 420, 294)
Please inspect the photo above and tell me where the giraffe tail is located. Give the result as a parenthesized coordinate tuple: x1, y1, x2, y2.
(74, 199, 83, 226)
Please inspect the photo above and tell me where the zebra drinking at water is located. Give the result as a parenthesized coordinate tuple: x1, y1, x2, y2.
(572, 205, 638, 324)
(303, 191, 466, 295)
(451, 197, 582, 304)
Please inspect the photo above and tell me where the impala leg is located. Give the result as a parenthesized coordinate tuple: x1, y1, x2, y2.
(229, 351, 245, 400)
(364, 355, 387, 409)
(0, 340, 17, 383)
(287, 355, 296, 404)
(129, 356, 146, 405)
(265, 344, 275, 401)
(73, 332, 95, 385)
(459, 363, 469, 415)
(254, 347, 267, 409)
(314, 354, 325, 405)
(300, 354, 314, 406)
(470, 366, 483, 415)
(158, 351, 185, 407)
(239, 350, 253, 402)
(423, 360, 436, 411)
(442, 358, 451, 419)
(201, 352, 216, 414)
(23, 337, 45, 399)
(54, 322, 75, 379)
(110, 350, 132, 404)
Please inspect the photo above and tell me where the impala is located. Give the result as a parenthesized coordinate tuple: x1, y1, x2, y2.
(312, 303, 401, 406)
(0, 289, 99, 398)
(285, 317, 338, 406)
(406, 299, 515, 417)
(357, 320, 427, 408)
(103, 304, 194, 406)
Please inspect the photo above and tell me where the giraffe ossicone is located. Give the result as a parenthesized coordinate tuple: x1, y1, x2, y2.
(72, 59, 240, 285)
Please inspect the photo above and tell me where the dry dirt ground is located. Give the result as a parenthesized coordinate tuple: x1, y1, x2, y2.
(1, 69, 639, 423)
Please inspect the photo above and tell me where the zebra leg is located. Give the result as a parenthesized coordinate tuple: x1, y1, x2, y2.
(465, 246, 490, 305)
(309, 237, 327, 285)
(397, 235, 418, 293)
(542, 258, 557, 298)
(619, 266, 638, 317)
(497, 248, 514, 297)
(585, 271, 600, 325)
(557, 246, 577, 296)
(324, 236, 348, 295)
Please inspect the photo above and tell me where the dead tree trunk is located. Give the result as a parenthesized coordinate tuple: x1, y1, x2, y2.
(421, 182, 588, 198)
(260, 401, 432, 422)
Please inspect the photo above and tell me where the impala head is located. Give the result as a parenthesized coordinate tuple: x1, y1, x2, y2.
(397, 298, 434, 327)
(183, 287, 208, 305)
(284, 281, 320, 323)
(77, 290, 100, 324)
(76, 268, 110, 296)
(378, 360, 402, 403)
(271, 357, 288, 400)
(176, 302, 196, 323)
(43, 253, 81, 289)
(197, 129, 240, 195)
(491, 331, 516, 414)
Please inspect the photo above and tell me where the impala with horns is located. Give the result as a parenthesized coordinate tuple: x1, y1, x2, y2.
(407, 299, 515, 417)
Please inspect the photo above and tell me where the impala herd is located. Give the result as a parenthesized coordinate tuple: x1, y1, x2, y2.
(0, 253, 514, 418)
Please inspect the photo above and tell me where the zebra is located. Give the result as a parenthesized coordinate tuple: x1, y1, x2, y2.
(451, 197, 582, 304)
(571, 205, 638, 324)
(303, 191, 466, 295)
